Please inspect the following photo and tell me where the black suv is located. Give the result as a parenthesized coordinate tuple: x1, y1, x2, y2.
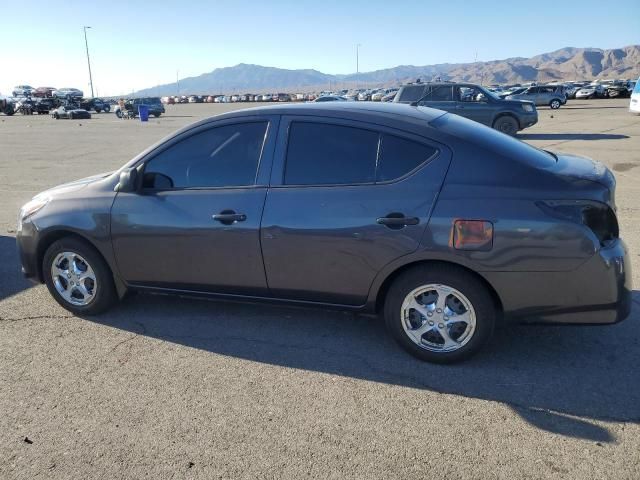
(394, 82, 537, 135)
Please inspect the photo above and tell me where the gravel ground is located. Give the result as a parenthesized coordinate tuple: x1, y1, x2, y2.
(1, 99, 639, 479)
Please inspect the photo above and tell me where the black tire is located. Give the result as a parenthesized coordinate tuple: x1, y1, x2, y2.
(4, 106, 15, 116)
(492, 115, 519, 136)
(549, 99, 561, 109)
(153, 113, 160, 117)
(95, 109, 101, 113)
(53, 113, 59, 119)
(43, 237, 117, 315)
(116, 109, 123, 119)
(384, 264, 496, 364)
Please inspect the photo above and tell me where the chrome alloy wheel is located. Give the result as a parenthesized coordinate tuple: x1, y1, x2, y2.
(400, 284, 476, 352)
(51, 251, 97, 306)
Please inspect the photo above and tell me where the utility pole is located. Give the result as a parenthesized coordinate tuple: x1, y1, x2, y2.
(83, 26, 95, 98)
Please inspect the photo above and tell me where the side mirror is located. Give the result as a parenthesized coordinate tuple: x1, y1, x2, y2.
(116, 168, 138, 192)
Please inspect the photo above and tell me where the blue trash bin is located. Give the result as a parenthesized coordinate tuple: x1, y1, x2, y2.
(138, 105, 149, 122)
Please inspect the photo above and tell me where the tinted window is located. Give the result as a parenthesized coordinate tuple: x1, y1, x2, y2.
(285, 122, 378, 185)
(377, 135, 437, 182)
(429, 85, 453, 101)
(398, 85, 428, 102)
(143, 122, 267, 189)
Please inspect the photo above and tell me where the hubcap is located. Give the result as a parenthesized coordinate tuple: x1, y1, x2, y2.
(51, 252, 97, 306)
(400, 284, 476, 352)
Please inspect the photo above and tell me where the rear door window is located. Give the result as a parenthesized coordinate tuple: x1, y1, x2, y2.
(284, 122, 379, 185)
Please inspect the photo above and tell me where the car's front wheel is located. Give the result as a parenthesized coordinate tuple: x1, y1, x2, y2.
(384, 265, 496, 363)
(115, 109, 123, 118)
(550, 99, 561, 109)
(43, 237, 117, 315)
(492, 115, 519, 136)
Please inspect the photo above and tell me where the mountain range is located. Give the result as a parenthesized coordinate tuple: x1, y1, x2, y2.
(134, 45, 640, 97)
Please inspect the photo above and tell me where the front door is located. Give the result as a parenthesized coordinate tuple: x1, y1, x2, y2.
(111, 117, 277, 295)
(455, 86, 493, 126)
(260, 118, 452, 305)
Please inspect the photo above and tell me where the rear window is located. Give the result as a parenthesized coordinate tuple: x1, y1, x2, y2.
(377, 135, 437, 182)
(430, 113, 556, 168)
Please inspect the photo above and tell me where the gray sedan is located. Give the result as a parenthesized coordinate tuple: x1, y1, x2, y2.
(16, 103, 631, 363)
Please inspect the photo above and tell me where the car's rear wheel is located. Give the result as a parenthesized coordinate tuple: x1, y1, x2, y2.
(153, 113, 161, 117)
(492, 115, 519, 136)
(384, 265, 496, 363)
(549, 99, 561, 109)
(53, 113, 59, 119)
(95, 109, 101, 113)
(43, 238, 117, 315)
(116, 109, 123, 118)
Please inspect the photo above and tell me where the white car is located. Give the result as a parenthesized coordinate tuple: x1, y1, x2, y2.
(12, 85, 35, 97)
(575, 85, 604, 99)
(630, 77, 640, 114)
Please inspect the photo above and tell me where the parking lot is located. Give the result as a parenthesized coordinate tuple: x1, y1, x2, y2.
(1, 99, 639, 479)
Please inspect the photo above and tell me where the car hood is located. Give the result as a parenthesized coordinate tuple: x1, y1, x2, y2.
(38, 171, 114, 198)
(500, 98, 535, 107)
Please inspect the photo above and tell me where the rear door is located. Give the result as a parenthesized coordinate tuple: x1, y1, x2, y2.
(260, 117, 452, 305)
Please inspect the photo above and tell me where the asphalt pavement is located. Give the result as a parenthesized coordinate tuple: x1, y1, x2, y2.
(1, 99, 639, 479)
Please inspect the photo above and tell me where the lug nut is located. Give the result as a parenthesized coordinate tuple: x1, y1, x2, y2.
(428, 321, 434, 326)
(438, 323, 444, 328)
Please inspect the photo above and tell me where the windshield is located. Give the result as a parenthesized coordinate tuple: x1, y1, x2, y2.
(477, 86, 500, 100)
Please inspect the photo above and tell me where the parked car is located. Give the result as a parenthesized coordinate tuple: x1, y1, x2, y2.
(34, 98, 57, 114)
(16, 102, 631, 363)
(12, 85, 35, 97)
(381, 90, 399, 102)
(604, 81, 631, 98)
(575, 84, 605, 99)
(51, 105, 91, 119)
(0, 96, 16, 115)
(629, 77, 640, 114)
(505, 86, 566, 109)
(394, 82, 537, 136)
(53, 88, 84, 99)
(115, 97, 165, 118)
(80, 98, 110, 113)
(33, 87, 56, 98)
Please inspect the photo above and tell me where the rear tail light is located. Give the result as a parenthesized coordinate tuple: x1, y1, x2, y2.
(452, 220, 493, 251)
(537, 200, 619, 246)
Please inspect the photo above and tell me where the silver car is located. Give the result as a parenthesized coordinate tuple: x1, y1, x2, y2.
(575, 84, 605, 99)
(506, 86, 566, 109)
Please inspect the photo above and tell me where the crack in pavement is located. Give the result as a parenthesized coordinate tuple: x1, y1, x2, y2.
(0, 314, 74, 323)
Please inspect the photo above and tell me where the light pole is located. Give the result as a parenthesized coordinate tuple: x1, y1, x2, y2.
(356, 43, 361, 89)
(83, 26, 95, 98)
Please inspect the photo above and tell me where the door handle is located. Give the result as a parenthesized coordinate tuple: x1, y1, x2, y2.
(377, 214, 419, 229)
(212, 210, 246, 225)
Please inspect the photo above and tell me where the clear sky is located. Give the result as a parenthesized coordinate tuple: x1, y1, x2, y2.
(1, 0, 638, 96)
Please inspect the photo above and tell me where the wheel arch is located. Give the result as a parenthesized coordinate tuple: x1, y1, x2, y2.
(35, 229, 126, 298)
(372, 259, 504, 318)
(492, 111, 521, 130)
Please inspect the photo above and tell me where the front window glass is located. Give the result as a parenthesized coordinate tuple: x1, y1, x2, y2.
(143, 122, 268, 189)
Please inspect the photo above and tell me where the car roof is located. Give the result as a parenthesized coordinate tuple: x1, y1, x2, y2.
(214, 101, 445, 123)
